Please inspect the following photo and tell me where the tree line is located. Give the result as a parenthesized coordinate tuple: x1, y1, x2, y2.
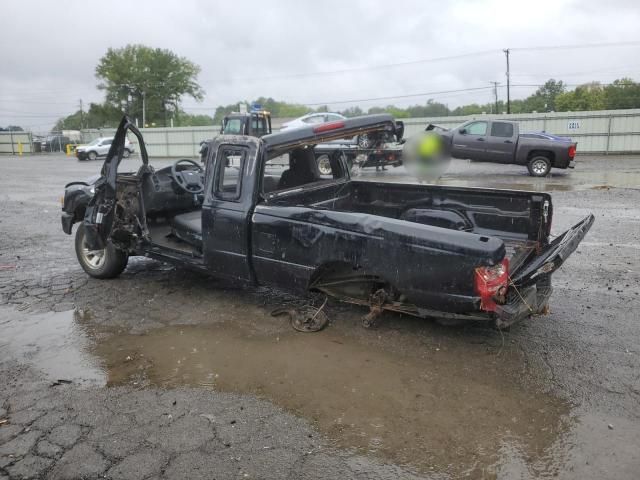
(51, 45, 640, 132)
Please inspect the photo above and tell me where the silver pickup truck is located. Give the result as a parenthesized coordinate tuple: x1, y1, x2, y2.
(431, 119, 577, 177)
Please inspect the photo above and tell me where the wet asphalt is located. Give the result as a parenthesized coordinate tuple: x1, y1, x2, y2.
(0, 153, 639, 479)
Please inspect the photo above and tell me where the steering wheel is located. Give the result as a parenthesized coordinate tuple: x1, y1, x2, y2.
(170, 159, 204, 194)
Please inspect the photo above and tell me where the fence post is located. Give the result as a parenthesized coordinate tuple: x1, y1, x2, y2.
(605, 115, 612, 155)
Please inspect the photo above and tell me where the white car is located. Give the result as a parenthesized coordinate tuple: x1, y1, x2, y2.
(279, 112, 346, 131)
(76, 137, 134, 161)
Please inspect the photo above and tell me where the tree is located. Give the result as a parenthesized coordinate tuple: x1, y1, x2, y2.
(95, 44, 204, 127)
(556, 82, 605, 111)
(604, 78, 640, 109)
(341, 106, 364, 117)
(54, 102, 124, 131)
(524, 79, 566, 112)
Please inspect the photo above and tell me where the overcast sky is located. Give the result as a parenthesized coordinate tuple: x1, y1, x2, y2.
(1, 0, 640, 131)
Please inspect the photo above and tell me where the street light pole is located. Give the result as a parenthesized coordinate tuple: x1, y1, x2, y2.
(503, 49, 511, 114)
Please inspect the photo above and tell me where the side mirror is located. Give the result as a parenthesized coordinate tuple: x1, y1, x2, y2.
(459, 128, 467, 135)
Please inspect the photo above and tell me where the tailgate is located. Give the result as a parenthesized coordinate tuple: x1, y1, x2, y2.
(510, 214, 595, 286)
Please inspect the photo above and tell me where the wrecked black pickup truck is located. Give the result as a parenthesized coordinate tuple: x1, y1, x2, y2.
(61, 114, 594, 329)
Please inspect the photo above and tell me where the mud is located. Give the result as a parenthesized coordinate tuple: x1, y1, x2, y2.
(95, 322, 575, 477)
(2, 304, 574, 477)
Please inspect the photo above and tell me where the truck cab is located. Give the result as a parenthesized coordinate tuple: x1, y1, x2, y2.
(221, 109, 272, 137)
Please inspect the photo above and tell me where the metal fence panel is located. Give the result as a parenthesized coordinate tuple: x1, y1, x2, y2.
(0, 132, 32, 154)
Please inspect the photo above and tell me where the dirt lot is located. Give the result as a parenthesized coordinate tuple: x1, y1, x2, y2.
(1, 153, 639, 479)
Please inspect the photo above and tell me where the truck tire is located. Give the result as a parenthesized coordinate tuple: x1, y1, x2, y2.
(74, 224, 128, 279)
(527, 156, 551, 177)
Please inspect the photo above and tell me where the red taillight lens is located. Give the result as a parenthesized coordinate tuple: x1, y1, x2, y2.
(313, 121, 345, 133)
(474, 258, 509, 311)
(568, 145, 576, 158)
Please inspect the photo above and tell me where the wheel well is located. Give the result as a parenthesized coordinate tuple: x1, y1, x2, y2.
(308, 261, 397, 301)
(527, 150, 554, 162)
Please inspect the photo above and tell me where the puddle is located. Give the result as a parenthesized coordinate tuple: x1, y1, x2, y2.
(93, 322, 573, 477)
(0, 304, 581, 477)
(0, 307, 105, 386)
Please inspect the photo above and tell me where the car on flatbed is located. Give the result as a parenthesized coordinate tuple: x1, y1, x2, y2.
(432, 119, 577, 177)
(61, 114, 593, 329)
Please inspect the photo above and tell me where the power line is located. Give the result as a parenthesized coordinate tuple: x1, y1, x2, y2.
(300, 86, 496, 106)
(229, 50, 500, 81)
(511, 40, 640, 52)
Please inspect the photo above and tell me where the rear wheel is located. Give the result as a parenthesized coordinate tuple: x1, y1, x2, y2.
(527, 156, 551, 177)
(74, 224, 128, 279)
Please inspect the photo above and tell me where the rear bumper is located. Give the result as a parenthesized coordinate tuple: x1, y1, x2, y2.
(494, 282, 552, 328)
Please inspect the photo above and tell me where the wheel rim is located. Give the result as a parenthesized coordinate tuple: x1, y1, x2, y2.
(81, 245, 106, 269)
(317, 156, 331, 175)
(532, 159, 548, 175)
(358, 135, 371, 148)
(89, 152, 96, 160)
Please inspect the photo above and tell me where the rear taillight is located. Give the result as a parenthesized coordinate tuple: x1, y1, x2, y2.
(474, 258, 509, 311)
(568, 145, 576, 158)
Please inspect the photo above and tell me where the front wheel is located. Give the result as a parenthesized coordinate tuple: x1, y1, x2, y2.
(527, 156, 551, 177)
(74, 224, 128, 279)
(122, 148, 131, 158)
(87, 151, 97, 161)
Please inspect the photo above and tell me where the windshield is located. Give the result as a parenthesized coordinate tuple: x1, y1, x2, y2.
(223, 118, 243, 135)
(88, 138, 101, 146)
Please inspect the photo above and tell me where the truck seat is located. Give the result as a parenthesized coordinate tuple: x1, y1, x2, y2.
(170, 210, 203, 249)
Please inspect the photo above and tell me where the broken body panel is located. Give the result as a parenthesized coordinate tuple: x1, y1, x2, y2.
(62, 115, 594, 328)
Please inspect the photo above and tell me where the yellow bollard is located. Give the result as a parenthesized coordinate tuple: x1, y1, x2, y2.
(66, 144, 72, 156)
(18, 142, 23, 156)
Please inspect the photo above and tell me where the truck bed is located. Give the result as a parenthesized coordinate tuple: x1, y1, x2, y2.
(263, 180, 546, 273)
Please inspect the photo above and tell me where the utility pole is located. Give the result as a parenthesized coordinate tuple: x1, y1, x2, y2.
(503, 48, 511, 114)
(490, 82, 500, 114)
(79, 99, 84, 129)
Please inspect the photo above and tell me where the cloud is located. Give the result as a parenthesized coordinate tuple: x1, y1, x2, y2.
(1, 0, 639, 130)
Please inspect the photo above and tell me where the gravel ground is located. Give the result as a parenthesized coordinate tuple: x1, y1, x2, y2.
(0, 153, 639, 479)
